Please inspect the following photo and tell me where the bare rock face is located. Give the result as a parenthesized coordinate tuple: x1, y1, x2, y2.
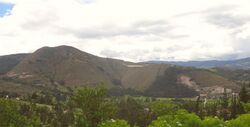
(178, 75, 199, 90)
(177, 75, 236, 97)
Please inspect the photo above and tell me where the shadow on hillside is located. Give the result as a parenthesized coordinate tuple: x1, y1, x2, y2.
(144, 67, 198, 98)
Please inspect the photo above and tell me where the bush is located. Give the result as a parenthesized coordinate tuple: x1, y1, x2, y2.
(0, 99, 40, 127)
(243, 103, 250, 113)
(148, 110, 202, 127)
(227, 114, 250, 127)
(150, 101, 180, 116)
(202, 117, 225, 127)
(98, 119, 130, 127)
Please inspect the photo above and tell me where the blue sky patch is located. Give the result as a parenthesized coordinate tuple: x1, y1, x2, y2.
(0, 2, 14, 17)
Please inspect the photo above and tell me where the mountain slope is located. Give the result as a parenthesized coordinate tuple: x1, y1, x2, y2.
(0, 46, 240, 97)
(7, 46, 129, 88)
(0, 54, 28, 75)
(144, 66, 238, 97)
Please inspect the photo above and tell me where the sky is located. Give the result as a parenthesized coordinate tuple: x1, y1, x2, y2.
(0, 0, 250, 62)
(0, 2, 13, 17)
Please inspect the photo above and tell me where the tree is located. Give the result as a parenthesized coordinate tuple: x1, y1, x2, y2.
(195, 95, 205, 119)
(117, 96, 154, 127)
(220, 88, 230, 120)
(0, 99, 39, 127)
(231, 93, 238, 118)
(239, 85, 249, 103)
(51, 102, 74, 127)
(70, 87, 116, 127)
(150, 101, 179, 116)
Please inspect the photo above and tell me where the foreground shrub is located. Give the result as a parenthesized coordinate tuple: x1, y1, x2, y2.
(227, 114, 250, 127)
(202, 117, 225, 127)
(148, 110, 202, 127)
(243, 103, 250, 113)
(0, 99, 40, 127)
(98, 119, 130, 127)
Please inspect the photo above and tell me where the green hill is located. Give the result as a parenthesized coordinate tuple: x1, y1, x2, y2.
(0, 46, 241, 97)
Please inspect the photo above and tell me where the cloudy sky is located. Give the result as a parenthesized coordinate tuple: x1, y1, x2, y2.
(0, 0, 250, 62)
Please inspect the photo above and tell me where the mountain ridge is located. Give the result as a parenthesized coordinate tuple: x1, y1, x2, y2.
(146, 57, 250, 70)
(0, 45, 242, 97)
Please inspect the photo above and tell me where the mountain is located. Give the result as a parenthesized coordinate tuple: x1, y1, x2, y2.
(6, 46, 129, 87)
(0, 46, 241, 97)
(147, 57, 250, 70)
(0, 54, 29, 75)
(212, 67, 250, 84)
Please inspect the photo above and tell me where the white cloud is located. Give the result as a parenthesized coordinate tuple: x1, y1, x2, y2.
(0, 0, 250, 62)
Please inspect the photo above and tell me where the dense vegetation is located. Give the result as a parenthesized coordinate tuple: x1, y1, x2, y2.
(1, 86, 250, 127)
